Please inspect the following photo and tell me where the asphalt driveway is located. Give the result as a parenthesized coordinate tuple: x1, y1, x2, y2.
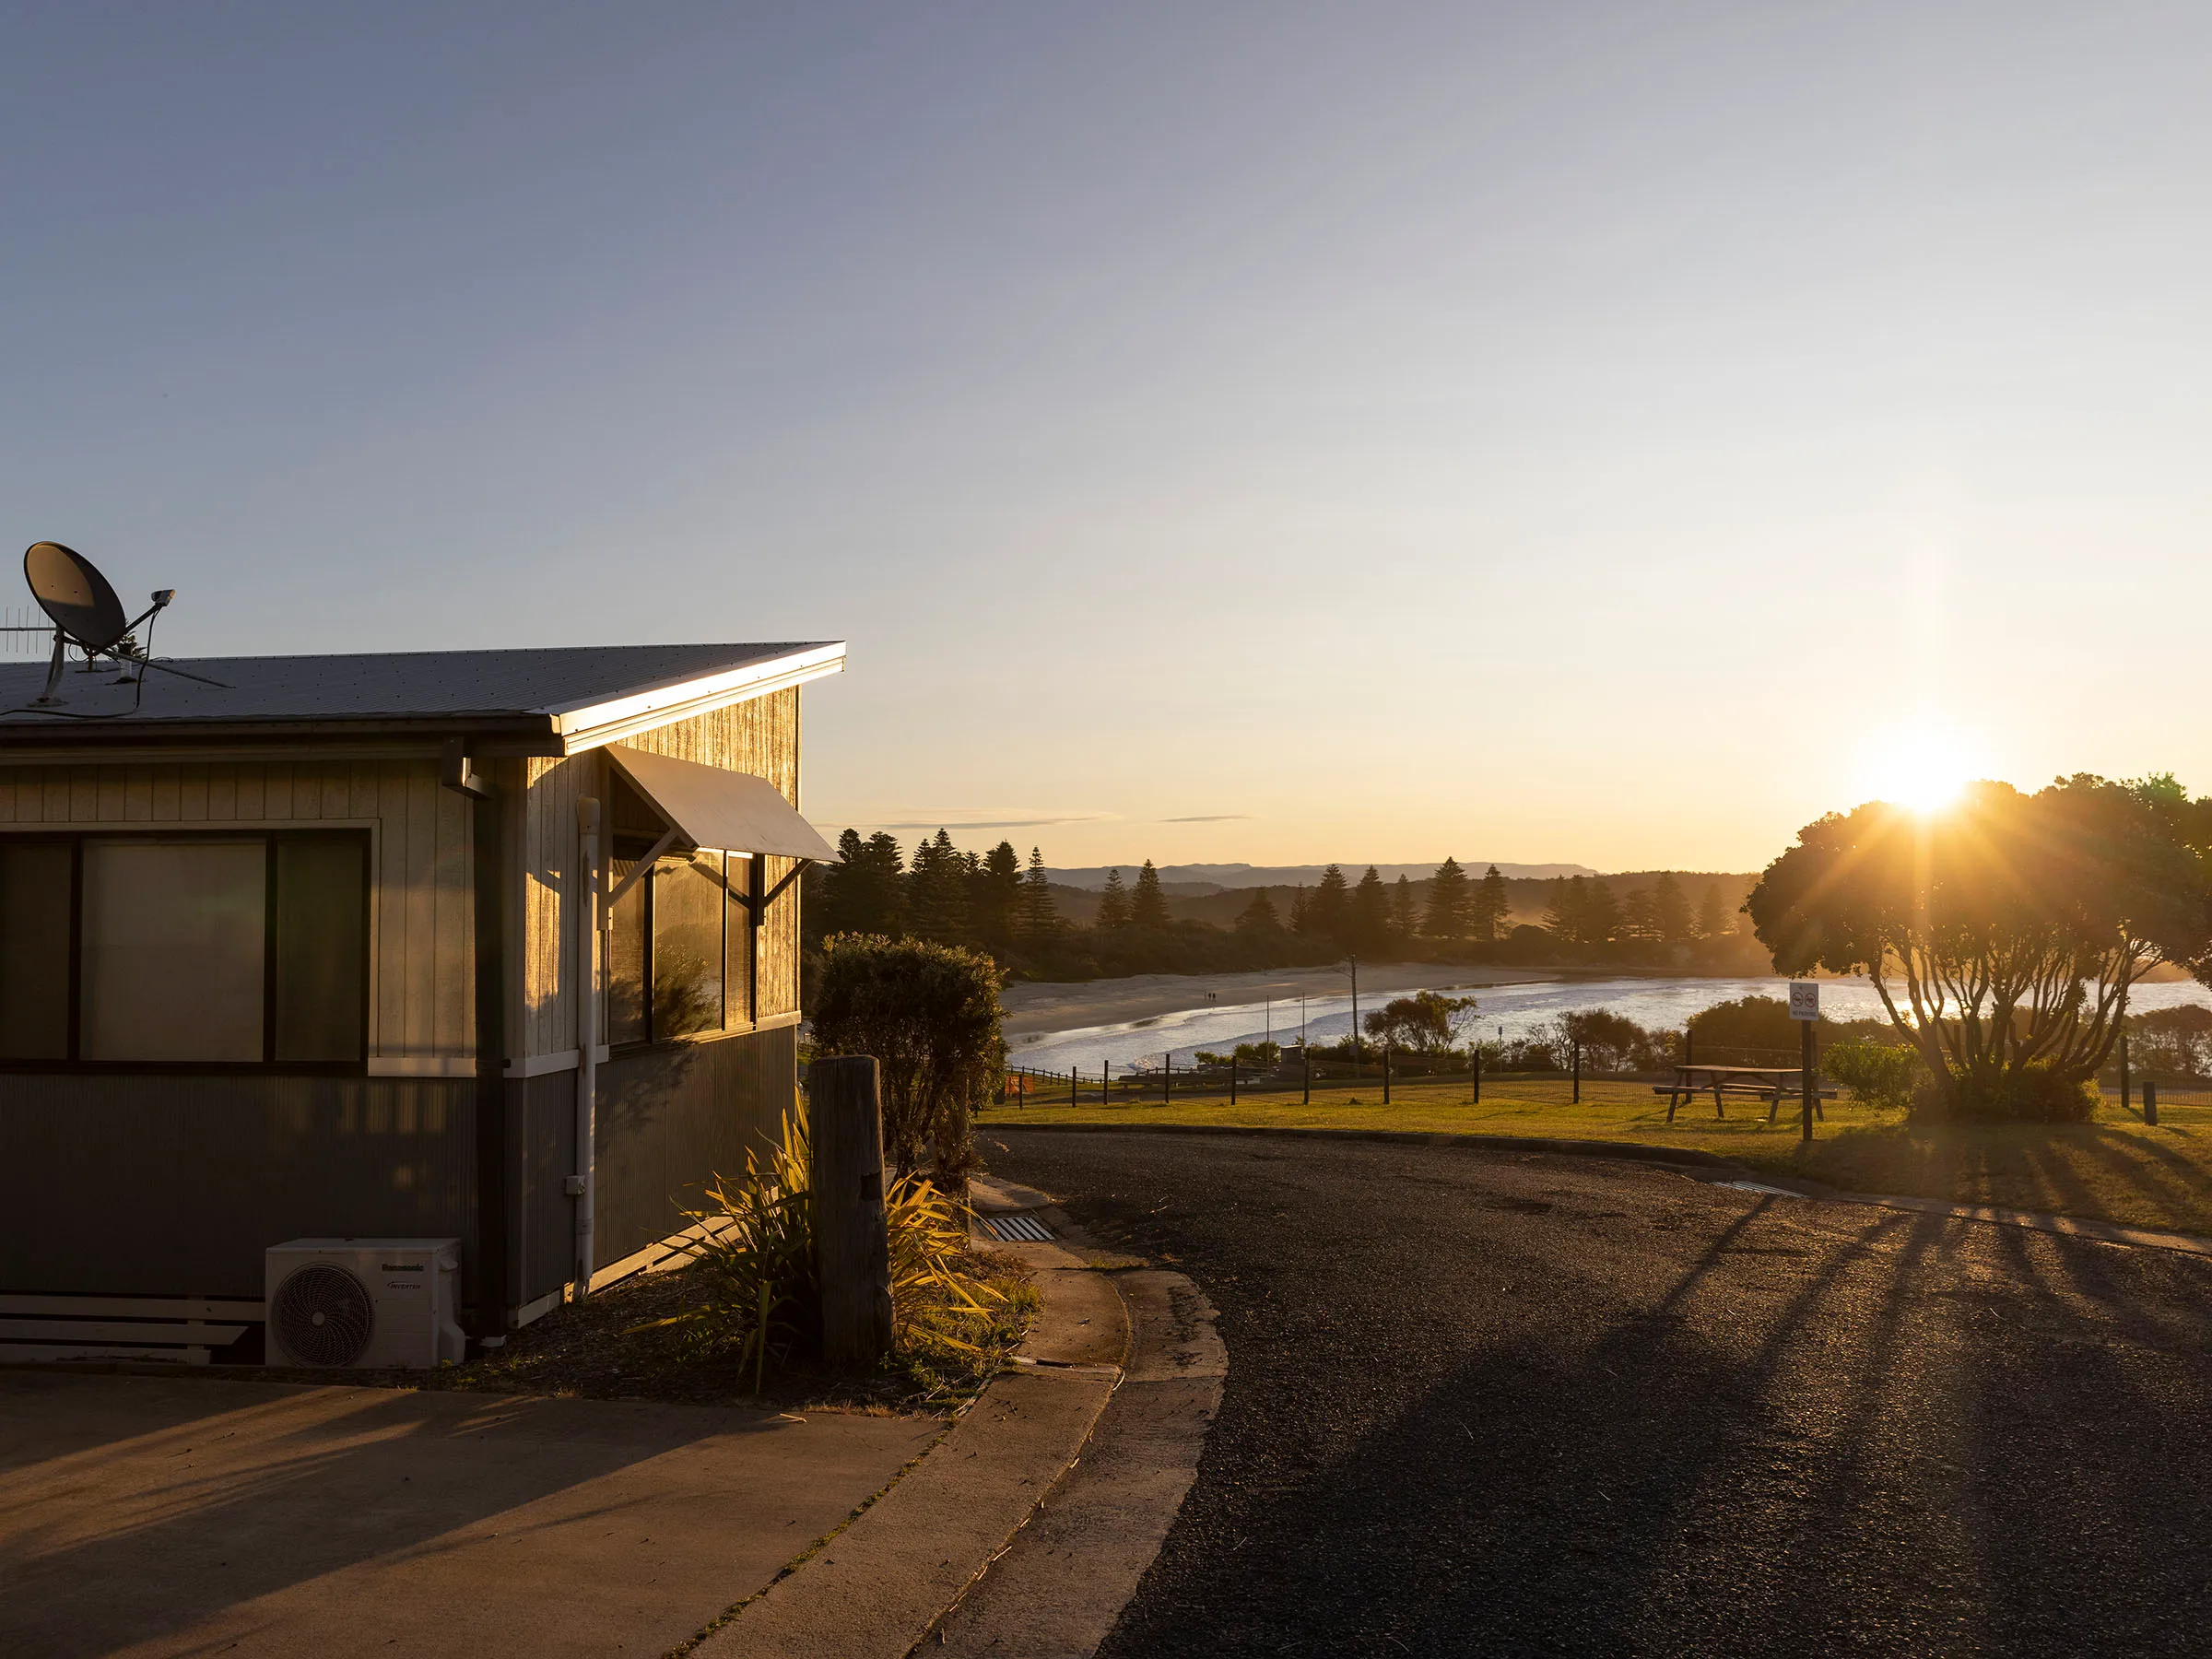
(988, 1127, 2212, 1658)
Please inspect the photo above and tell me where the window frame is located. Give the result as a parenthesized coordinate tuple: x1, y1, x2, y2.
(0, 828, 372, 1076)
(606, 837, 760, 1053)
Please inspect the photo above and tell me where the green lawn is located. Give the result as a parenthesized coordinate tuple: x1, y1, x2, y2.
(983, 1074, 2212, 1238)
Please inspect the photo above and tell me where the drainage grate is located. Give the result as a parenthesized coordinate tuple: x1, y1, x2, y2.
(981, 1213, 1054, 1242)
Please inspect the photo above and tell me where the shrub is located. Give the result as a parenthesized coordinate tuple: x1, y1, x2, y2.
(1912, 1060, 2097, 1124)
(813, 934, 1006, 1179)
(1364, 992, 1480, 1054)
(640, 1105, 1032, 1397)
(1824, 1037, 1919, 1111)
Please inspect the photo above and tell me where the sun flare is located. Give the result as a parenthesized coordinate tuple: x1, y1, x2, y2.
(1873, 725, 1977, 814)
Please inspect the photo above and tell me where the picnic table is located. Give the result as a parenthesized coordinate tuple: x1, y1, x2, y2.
(1656, 1064, 1833, 1124)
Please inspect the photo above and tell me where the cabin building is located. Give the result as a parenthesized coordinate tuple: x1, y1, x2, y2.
(0, 641, 843, 1357)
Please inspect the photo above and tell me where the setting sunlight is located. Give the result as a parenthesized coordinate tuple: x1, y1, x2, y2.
(1871, 724, 1979, 814)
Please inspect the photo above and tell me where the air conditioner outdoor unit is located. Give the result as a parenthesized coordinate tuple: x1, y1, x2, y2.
(265, 1239, 467, 1370)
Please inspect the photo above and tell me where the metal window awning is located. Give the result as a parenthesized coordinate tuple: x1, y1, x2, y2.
(605, 744, 838, 862)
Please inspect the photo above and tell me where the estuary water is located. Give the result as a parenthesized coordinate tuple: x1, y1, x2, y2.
(1006, 972, 2212, 1074)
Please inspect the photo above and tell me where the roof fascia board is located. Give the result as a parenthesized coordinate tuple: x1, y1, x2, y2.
(555, 644, 846, 754)
(0, 723, 562, 767)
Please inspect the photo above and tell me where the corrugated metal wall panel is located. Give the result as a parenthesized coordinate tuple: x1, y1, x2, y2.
(593, 1023, 796, 1271)
(0, 1075, 476, 1300)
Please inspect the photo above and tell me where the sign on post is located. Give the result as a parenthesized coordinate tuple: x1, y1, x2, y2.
(1789, 981, 1820, 1021)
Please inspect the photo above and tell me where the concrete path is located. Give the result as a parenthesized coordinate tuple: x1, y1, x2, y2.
(0, 1371, 936, 1659)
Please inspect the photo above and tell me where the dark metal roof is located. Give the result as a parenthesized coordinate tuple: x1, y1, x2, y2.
(0, 642, 839, 741)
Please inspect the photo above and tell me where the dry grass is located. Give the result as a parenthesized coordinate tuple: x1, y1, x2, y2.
(986, 1074, 2212, 1237)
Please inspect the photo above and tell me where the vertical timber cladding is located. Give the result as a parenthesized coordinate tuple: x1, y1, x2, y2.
(0, 758, 476, 1064)
(515, 688, 806, 1284)
(517, 687, 802, 1062)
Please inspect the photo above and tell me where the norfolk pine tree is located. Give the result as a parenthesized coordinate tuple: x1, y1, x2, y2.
(1018, 847, 1059, 942)
(1474, 865, 1510, 941)
(1423, 855, 1470, 938)
(1094, 867, 1130, 931)
(1130, 859, 1171, 929)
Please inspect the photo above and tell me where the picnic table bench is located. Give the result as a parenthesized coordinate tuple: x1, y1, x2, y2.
(1654, 1064, 1837, 1124)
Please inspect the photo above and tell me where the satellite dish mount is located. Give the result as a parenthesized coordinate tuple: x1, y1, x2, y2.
(18, 543, 219, 714)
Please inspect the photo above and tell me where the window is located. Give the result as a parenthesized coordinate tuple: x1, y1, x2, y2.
(605, 839, 757, 1047)
(0, 831, 368, 1069)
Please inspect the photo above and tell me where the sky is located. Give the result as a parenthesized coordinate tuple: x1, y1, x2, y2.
(4, 4, 2208, 873)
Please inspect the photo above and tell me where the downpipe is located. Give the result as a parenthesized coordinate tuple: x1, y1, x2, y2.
(573, 796, 601, 1298)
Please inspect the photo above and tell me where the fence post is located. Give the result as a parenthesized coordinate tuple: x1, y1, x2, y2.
(1472, 1045, 1481, 1105)
(2144, 1078, 2159, 1126)
(1103, 1060, 1111, 1105)
(1229, 1056, 1237, 1105)
(1164, 1053, 1171, 1104)
(1303, 1044, 1311, 1104)
(1383, 1043, 1392, 1105)
(811, 1055, 894, 1369)
(2121, 1032, 2132, 1112)
(1071, 1066, 1077, 1109)
(1571, 1041, 1581, 1105)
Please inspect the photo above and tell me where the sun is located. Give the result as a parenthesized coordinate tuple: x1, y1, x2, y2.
(1872, 724, 1976, 814)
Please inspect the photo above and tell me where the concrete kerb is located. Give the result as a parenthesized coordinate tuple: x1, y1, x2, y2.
(686, 1196, 1130, 1659)
(986, 1120, 2212, 1262)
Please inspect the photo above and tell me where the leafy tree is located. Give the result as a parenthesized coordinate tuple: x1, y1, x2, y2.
(1474, 865, 1509, 941)
(1130, 859, 1171, 930)
(1650, 872, 1693, 944)
(1747, 776, 2212, 1121)
(972, 841, 1023, 947)
(1351, 866, 1392, 955)
(1018, 846, 1059, 942)
(1695, 883, 1732, 941)
(1363, 990, 1479, 1053)
(812, 934, 1004, 1179)
(1094, 867, 1130, 931)
(1423, 857, 1469, 938)
(905, 830, 971, 942)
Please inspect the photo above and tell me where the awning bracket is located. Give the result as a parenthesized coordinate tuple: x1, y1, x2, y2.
(605, 827, 680, 910)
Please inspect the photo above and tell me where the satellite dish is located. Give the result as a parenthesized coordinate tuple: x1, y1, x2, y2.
(25, 542, 128, 652)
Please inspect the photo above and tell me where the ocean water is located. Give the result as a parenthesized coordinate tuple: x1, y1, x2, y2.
(1006, 973, 2212, 1073)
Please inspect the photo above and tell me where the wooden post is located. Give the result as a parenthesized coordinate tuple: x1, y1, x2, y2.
(1164, 1053, 1171, 1104)
(1382, 1043, 1392, 1104)
(1571, 1041, 1581, 1104)
(1302, 1044, 1311, 1104)
(2121, 1031, 2132, 1112)
(1103, 1060, 1111, 1104)
(811, 1056, 893, 1369)
(1472, 1045, 1481, 1105)
(1800, 1020, 1816, 1144)
(2144, 1078, 2159, 1126)
(1071, 1066, 1077, 1108)
(1229, 1056, 1237, 1105)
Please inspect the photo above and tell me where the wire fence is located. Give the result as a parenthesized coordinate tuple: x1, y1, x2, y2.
(990, 1049, 2212, 1121)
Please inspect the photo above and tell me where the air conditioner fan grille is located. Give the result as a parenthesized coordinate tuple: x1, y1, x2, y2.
(272, 1263, 375, 1367)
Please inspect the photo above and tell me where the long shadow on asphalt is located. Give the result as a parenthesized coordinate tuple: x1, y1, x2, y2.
(998, 1132, 2212, 1659)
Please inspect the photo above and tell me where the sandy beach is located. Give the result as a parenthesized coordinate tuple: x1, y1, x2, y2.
(998, 964, 1559, 1037)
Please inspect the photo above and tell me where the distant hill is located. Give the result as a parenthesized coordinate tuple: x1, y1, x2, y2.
(1042, 861, 1597, 893)
(1042, 867, 1758, 930)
